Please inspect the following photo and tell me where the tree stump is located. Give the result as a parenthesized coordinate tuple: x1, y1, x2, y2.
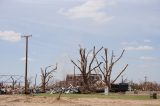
(150, 92, 157, 99)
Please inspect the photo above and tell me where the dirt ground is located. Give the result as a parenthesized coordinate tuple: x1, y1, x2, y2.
(0, 95, 160, 106)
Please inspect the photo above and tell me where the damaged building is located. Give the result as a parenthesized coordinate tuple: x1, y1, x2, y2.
(65, 74, 102, 87)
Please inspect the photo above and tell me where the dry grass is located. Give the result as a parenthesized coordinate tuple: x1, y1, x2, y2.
(0, 94, 159, 106)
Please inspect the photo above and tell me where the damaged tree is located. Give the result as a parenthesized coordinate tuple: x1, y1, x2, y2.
(11, 76, 17, 90)
(96, 48, 128, 93)
(41, 64, 57, 93)
(71, 46, 103, 92)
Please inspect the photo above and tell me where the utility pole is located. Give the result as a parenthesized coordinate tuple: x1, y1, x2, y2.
(121, 75, 124, 83)
(144, 76, 148, 91)
(22, 35, 32, 94)
(34, 74, 37, 89)
(144, 76, 147, 83)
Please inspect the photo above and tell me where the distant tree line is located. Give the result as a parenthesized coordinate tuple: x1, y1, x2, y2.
(130, 81, 160, 91)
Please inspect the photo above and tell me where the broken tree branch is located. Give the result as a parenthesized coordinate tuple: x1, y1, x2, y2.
(112, 64, 128, 84)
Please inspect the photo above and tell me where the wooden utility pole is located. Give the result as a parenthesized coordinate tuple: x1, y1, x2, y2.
(144, 76, 148, 91)
(22, 35, 32, 94)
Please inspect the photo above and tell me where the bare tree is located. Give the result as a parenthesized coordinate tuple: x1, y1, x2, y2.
(96, 48, 128, 89)
(10, 76, 17, 90)
(41, 64, 57, 93)
(71, 46, 103, 92)
(27, 77, 33, 89)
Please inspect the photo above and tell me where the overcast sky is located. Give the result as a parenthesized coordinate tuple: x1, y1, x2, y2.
(0, 0, 160, 84)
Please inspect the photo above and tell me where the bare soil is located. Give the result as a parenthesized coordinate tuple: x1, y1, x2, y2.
(0, 95, 160, 106)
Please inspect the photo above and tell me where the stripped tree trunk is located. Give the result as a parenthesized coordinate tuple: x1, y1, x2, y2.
(71, 46, 103, 93)
(41, 64, 57, 93)
(96, 48, 128, 91)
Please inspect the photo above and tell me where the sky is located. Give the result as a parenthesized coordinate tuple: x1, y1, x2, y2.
(0, 0, 160, 85)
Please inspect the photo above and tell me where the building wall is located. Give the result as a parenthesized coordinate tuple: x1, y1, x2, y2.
(66, 74, 102, 87)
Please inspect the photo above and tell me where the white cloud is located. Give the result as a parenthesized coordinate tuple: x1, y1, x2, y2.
(121, 39, 152, 46)
(144, 39, 152, 43)
(121, 41, 138, 45)
(16, 0, 52, 4)
(0, 31, 21, 42)
(117, 0, 157, 4)
(20, 57, 34, 62)
(58, 0, 115, 23)
(125, 45, 154, 51)
(140, 56, 155, 60)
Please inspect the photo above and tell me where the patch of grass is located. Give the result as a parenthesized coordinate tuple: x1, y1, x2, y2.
(33, 93, 160, 100)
